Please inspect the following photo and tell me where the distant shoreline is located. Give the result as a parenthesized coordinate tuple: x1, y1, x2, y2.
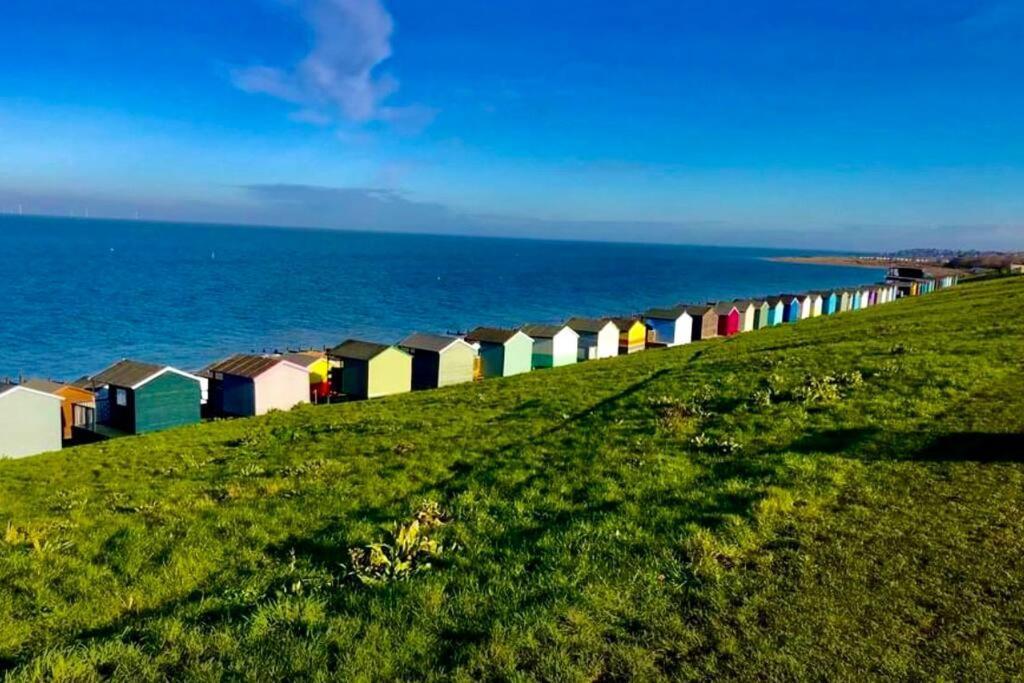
(769, 255, 966, 277)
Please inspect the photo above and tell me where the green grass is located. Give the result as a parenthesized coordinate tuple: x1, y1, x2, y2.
(2, 278, 1023, 681)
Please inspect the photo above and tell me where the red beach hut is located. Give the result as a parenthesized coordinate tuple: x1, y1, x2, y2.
(714, 302, 741, 337)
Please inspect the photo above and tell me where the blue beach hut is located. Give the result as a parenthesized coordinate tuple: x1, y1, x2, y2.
(851, 289, 862, 311)
(780, 295, 802, 323)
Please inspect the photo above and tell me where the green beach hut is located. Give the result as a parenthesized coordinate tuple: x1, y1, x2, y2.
(328, 340, 412, 400)
(752, 300, 772, 329)
(88, 360, 202, 436)
(464, 327, 534, 378)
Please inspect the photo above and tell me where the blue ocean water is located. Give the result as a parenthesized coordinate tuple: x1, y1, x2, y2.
(0, 216, 883, 380)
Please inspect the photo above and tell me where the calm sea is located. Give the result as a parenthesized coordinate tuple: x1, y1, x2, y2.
(0, 216, 882, 380)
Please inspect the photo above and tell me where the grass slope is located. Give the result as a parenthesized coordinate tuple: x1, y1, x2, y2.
(2, 278, 1023, 681)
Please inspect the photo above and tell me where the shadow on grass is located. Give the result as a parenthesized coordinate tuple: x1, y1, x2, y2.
(789, 427, 1024, 463)
(914, 432, 1024, 462)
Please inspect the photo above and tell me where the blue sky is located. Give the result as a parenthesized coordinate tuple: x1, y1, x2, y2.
(1, 0, 1022, 249)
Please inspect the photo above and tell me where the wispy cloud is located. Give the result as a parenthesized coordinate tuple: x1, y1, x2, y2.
(232, 0, 432, 131)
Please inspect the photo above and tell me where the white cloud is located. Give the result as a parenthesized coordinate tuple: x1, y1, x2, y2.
(233, 0, 430, 130)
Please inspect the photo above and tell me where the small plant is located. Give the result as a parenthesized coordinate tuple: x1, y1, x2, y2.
(347, 502, 449, 586)
(889, 343, 913, 355)
(793, 375, 842, 404)
(876, 360, 902, 377)
(239, 464, 267, 478)
(836, 370, 863, 388)
(750, 387, 773, 408)
(689, 433, 741, 455)
(649, 395, 697, 424)
(51, 489, 89, 514)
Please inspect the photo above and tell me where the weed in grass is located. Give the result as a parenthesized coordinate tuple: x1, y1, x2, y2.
(347, 503, 449, 587)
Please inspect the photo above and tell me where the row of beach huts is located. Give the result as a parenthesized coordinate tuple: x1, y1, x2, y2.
(0, 268, 958, 459)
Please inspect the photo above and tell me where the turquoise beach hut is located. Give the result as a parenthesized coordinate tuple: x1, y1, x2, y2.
(850, 289, 862, 311)
(764, 297, 786, 326)
(464, 327, 534, 379)
(814, 291, 838, 315)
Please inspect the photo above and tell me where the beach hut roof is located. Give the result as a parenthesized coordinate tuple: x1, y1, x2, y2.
(20, 378, 70, 395)
(683, 304, 715, 316)
(92, 359, 200, 390)
(732, 299, 757, 308)
(0, 382, 65, 401)
(566, 317, 615, 333)
(644, 306, 688, 320)
(400, 333, 468, 353)
(464, 327, 524, 345)
(329, 339, 397, 361)
(765, 296, 785, 306)
(280, 351, 325, 369)
(606, 316, 645, 329)
(713, 301, 739, 315)
(206, 354, 297, 379)
(521, 323, 573, 339)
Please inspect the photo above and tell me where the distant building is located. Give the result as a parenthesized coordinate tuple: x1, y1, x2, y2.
(1010, 264, 1024, 275)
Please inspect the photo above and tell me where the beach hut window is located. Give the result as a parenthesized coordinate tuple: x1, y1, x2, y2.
(115, 388, 127, 407)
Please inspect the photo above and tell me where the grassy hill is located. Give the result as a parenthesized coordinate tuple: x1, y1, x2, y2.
(2, 278, 1023, 681)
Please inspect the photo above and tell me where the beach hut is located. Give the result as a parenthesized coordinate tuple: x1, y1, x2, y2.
(733, 300, 757, 333)
(816, 291, 839, 315)
(607, 317, 647, 355)
(752, 300, 772, 329)
(780, 295, 803, 323)
(764, 297, 786, 326)
(399, 333, 477, 390)
(521, 324, 579, 369)
(643, 306, 693, 347)
(464, 327, 534, 378)
(87, 360, 202, 436)
(807, 292, 824, 317)
(20, 379, 94, 441)
(328, 340, 412, 400)
(566, 318, 620, 360)
(714, 302, 741, 337)
(859, 288, 872, 309)
(685, 305, 719, 341)
(206, 354, 310, 417)
(281, 351, 332, 403)
(0, 382, 64, 458)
